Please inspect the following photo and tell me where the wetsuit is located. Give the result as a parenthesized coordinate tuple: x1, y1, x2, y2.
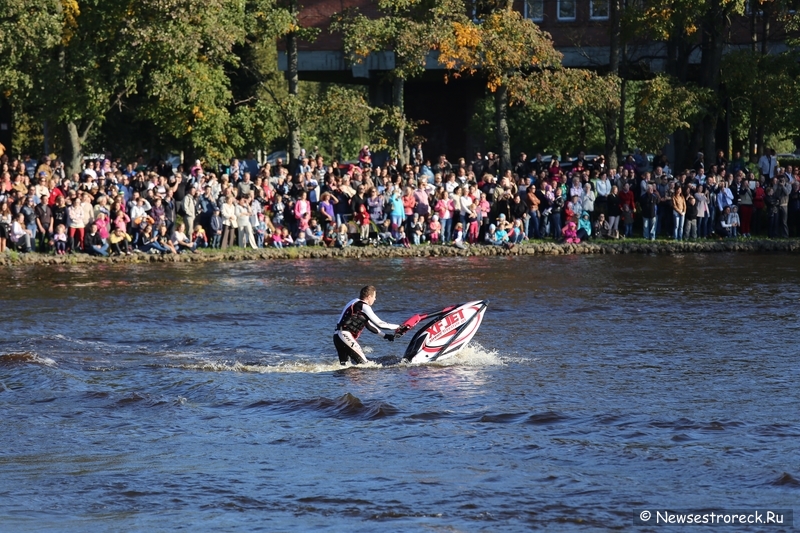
(334, 298, 400, 364)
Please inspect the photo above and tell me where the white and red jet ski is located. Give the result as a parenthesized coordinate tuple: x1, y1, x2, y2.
(395, 300, 489, 363)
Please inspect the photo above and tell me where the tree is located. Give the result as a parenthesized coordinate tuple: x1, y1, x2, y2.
(116, 0, 273, 165)
(557, 70, 622, 166)
(628, 75, 707, 154)
(300, 84, 372, 160)
(0, 0, 61, 97)
(468, 95, 606, 160)
(269, 0, 320, 165)
(721, 50, 800, 158)
(332, 0, 464, 165)
(7, 0, 279, 173)
(625, 0, 746, 166)
(438, 7, 563, 171)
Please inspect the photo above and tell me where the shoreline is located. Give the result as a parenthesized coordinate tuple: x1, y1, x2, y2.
(2, 238, 800, 267)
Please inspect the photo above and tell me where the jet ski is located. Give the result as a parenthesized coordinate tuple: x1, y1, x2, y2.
(395, 300, 488, 363)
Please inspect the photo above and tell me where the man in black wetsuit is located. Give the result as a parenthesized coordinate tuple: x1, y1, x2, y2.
(334, 285, 400, 365)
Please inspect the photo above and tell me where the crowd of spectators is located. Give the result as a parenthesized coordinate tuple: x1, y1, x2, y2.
(2, 145, 800, 256)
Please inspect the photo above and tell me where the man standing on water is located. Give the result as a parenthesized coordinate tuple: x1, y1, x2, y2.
(334, 286, 400, 365)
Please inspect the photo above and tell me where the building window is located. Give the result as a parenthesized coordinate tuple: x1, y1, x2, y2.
(590, 0, 609, 19)
(525, 0, 544, 21)
(558, 0, 576, 20)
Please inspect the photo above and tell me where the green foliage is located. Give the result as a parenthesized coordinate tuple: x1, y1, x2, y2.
(0, 0, 62, 98)
(331, 0, 463, 161)
(765, 134, 796, 156)
(299, 84, 372, 160)
(628, 75, 707, 153)
(1, 0, 302, 164)
(332, 0, 465, 80)
(722, 50, 800, 148)
(125, 0, 262, 163)
(11, 109, 44, 157)
(144, 60, 238, 163)
(469, 94, 607, 158)
(557, 70, 621, 124)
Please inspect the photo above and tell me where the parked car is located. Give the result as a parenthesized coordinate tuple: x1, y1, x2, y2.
(265, 150, 288, 166)
(165, 154, 182, 171)
(539, 154, 573, 173)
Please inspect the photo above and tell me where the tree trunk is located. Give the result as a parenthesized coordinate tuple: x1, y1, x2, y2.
(699, 0, 728, 163)
(494, 86, 511, 173)
(63, 121, 84, 177)
(608, 0, 620, 74)
(606, 0, 620, 170)
(43, 119, 51, 156)
(392, 76, 409, 166)
(579, 113, 587, 152)
(618, 76, 627, 164)
(756, 123, 764, 161)
(616, 43, 628, 165)
(703, 114, 716, 166)
(286, 30, 301, 167)
(604, 112, 618, 171)
(670, 29, 693, 169)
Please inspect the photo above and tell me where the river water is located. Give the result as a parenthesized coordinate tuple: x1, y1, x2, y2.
(1, 254, 798, 531)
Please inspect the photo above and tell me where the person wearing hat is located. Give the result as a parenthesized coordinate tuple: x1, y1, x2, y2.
(496, 212, 510, 233)
(36, 157, 52, 182)
(427, 213, 441, 243)
(577, 210, 592, 241)
(35, 192, 53, 252)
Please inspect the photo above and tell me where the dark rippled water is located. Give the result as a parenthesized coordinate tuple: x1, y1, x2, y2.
(1, 254, 799, 531)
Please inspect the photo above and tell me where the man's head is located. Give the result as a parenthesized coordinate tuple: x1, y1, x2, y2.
(360, 285, 376, 304)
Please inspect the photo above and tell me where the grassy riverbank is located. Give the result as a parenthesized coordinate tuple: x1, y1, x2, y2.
(3, 238, 800, 267)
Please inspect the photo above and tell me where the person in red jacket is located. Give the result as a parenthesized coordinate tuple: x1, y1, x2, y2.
(355, 203, 371, 244)
(619, 182, 636, 213)
(753, 179, 766, 236)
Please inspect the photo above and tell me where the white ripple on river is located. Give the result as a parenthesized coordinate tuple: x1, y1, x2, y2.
(158, 343, 502, 374)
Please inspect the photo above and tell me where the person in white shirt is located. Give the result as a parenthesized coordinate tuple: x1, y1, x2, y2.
(595, 174, 611, 198)
(236, 197, 257, 248)
(10, 213, 33, 252)
(716, 181, 734, 212)
(171, 222, 197, 253)
(758, 148, 778, 179)
(220, 194, 238, 249)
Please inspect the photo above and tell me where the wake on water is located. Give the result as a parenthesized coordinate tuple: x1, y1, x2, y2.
(158, 343, 503, 374)
(0, 340, 503, 374)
